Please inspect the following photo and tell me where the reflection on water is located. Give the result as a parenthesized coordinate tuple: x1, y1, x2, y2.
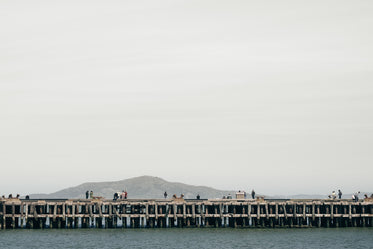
(0, 228, 372, 249)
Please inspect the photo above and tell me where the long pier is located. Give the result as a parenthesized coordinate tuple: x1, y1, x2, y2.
(1, 198, 372, 229)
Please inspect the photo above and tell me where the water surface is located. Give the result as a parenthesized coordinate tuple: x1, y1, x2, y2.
(0, 228, 372, 249)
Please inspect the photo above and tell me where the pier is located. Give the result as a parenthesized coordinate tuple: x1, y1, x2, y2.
(1, 199, 372, 229)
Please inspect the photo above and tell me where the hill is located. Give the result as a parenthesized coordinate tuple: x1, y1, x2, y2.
(29, 176, 234, 199)
(28, 175, 371, 200)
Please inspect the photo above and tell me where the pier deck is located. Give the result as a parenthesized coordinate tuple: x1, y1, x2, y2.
(1, 199, 372, 229)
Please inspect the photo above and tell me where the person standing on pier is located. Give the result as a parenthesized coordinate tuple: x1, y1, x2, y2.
(251, 189, 255, 199)
(338, 190, 342, 199)
(90, 190, 93, 199)
(86, 190, 89, 199)
(164, 191, 168, 199)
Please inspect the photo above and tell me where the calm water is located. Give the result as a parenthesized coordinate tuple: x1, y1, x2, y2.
(0, 228, 372, 249)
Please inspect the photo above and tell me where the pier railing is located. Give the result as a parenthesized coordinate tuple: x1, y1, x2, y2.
(1, 199, 372, 229)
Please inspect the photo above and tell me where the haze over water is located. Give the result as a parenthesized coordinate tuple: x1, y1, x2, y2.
(1, 228, 372, 249)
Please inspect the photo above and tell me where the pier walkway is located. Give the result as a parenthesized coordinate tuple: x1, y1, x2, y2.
(1, 199, 372, 229)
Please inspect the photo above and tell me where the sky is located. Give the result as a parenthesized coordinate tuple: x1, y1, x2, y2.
(1, 0, 372, 196)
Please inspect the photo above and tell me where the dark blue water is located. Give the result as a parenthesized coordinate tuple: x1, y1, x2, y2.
(0, 228, 372, 249)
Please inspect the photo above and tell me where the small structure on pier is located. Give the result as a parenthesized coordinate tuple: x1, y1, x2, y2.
(236, 192, 245, 200)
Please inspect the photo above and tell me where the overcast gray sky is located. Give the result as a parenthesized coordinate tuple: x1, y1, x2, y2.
(1, 0, 372, 196)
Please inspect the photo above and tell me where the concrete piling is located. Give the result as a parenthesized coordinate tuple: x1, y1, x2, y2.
(0, 199, 372, 229)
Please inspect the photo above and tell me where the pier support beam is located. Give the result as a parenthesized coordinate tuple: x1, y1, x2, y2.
(0, 199, 372, 230)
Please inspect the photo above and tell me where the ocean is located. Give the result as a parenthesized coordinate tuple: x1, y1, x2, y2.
(0, 228, 372, 249)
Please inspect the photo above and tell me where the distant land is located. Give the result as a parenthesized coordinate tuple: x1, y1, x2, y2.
(28, 176, 370, 200)
(29, 176, 233, 199)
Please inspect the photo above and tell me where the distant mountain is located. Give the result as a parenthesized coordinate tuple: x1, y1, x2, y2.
(28, 175, 372, 200)
(29, 176, 235, 199)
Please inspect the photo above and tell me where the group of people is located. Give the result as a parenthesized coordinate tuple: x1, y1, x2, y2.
(113, 190, 128, 200)
(327, 190, 372, 202)
(85, 190, 93, 199)
(328, 189, 343, 200)
(344, 191, 371, 202)
(163, 191, 200, 199)
(1, 194, 20, 199)
(352, 192, 373, 201)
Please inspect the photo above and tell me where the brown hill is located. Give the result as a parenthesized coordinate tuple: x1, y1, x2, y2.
(29, 176, 234, 199)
